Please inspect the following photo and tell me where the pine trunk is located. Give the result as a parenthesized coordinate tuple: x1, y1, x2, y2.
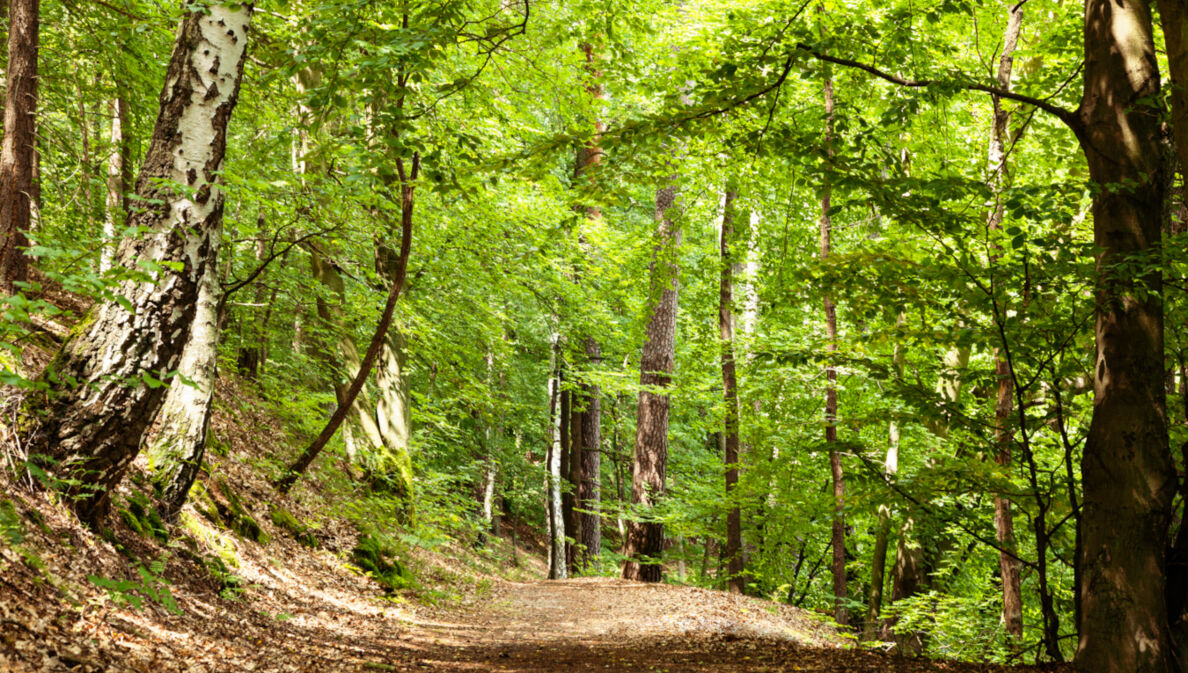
(18, 6, 251, 523)
(0, 0, 37, 293)
(622, 181, 680, 583)
(579, 337, 601, 570)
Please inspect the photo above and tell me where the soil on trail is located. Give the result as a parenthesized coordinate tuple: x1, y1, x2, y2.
(392, 578, 1064, 673)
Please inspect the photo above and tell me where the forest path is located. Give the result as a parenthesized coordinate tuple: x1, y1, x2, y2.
(386, 577, 1031, 672)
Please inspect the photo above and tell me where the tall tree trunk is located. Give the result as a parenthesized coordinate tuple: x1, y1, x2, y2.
(547, 334, 567, 579)
(373, 237, 415, 505)
(17, 5, 251, 523)
(559, 374, 576, 568)
(571, 41, 605, 573)
(1074, 0, 1177, 669)
(275, 154, 418, 494)
(1153, 4, 1188, 666)
(819, 76, 848, 627)
(622, 180, 680, 583)
(865, 322, 904, 639)
(0, 0, 37, 293)
(580, 338, 601, 570)
(567, 389, 583, 572)
(100, 93, 127, 273)
(986, 0, 1025, 644)
(146, 244, 221, 520)
(719, 184, 744, 594)
(308, 241, 385, 463)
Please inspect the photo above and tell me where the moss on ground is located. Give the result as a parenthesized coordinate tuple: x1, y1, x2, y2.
(269, 505, 318, 548)
(352, 533, 415, 593)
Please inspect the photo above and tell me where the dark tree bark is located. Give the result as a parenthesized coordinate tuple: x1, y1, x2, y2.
(622, 182, 680, 583)
(719, 185, 744, 594)
(1074, 0, 1178, 669)
(0, 0, 37, 293)
(17, 5, 252, 524)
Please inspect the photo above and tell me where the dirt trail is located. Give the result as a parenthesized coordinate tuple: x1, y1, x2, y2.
(389, 578, 1053, 673)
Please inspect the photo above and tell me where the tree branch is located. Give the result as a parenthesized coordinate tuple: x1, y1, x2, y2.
(794, 43, 1080, 128)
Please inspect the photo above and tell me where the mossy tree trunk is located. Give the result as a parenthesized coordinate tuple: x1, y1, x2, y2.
(145, 240, 222, 521)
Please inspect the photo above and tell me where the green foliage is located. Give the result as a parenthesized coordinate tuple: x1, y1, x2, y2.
(119, 492, 169, 543)
(0, 500, 25, 545)
(89, 560, 182, 615)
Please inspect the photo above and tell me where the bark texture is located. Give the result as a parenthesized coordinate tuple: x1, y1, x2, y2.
(145, 244, 221, 520)
(547, 335, 567, 579)
(18, 6, 251, 523)
(579, 338, 602, 570)
(0, 0, 37, 293)
(622, 182, 680, 583)
(1075, 0, 1178, 669)
(719, 186, 744, 594)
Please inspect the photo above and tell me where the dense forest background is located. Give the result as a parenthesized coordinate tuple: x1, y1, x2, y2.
(0, 0, 1184, 671)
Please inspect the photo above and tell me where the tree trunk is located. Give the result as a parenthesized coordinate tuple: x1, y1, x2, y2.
(865, 324, 904, 639)
(1075, 0, 1178, 669)
(986, 1, 1025, 643)
(100, 93, 126, 273)
(719, 184, 744, 594)
(1153, 3, 1188, 666)
(275, 154, 418, 494)
(18, 5, 251, 523)
(145, 244, 221, 520)
(572, 41, 604, 573)
(373, 238, 415, 505)
(308, 241, 385, 463)
(819, 76, 848, 627)
(579, 338, 601, 570)
(567, 387, 583, 573)
(559, 377, 576, 568)
(622, 181, 680, 583)
(0, 0, 37, 293)
(547, 334, 567, 579)
(891, 520, 925, 655)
